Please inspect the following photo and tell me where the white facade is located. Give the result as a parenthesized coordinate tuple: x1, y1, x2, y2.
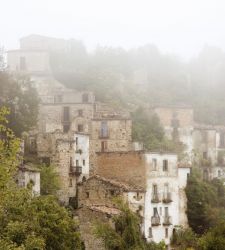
(73, 133, 90, 180)
(17, 165, 40, 196)
(143, 152, 190, 246)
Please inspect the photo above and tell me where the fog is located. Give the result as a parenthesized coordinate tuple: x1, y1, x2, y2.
(1, 0, 225, 60)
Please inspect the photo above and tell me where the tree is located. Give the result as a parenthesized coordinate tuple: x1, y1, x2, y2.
(0, 72, 39, 136)
(186, 169, 225, 234)
(171, 227, 198, 250)
(40, 164, 61, 195)
(0, 108, 82, 249)
(198, 223, 225, 250)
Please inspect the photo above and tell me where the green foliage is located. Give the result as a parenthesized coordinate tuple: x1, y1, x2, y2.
(0, 108, 82, 250)
(131, 106, 185, 155)
(171, 227, 198, 250)
(0, 72, 39, 136)
(131, 106, 164, 150)
(198, 223, 225, 250)
(94, 201, 166, 250)
(186, 169, 225, 235)
(40, 164, 61, 195)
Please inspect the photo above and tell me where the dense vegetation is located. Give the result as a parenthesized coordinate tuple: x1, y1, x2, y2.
(186, 169, 225, 235)
(50, 41, 225, 126)
(168, 169, 225, 250)
(0, 108, 82, 250)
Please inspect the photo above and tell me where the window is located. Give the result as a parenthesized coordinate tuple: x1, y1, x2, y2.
(163, 160, 168, 171)
(220, 132, 225, 147)
(83, 159, 85, 166)
(149, 228, 153, 238)
(152, 158, 157, 170)
(63, 124, 70, 133)
(20, 56, 26, 70)
(63, 107, 70, 122)
(202, 131, 208, 143)
(165, 228, 169, 238)
(69, 178, 73, 187)
(100, 121, 109, 138)
(110, 190, 115, 196)
(78, 124, 84, 132)
(164, 183, 169, 193)
(70, 157, 73, 167)
(54, 95, 62, 103)
(218, 170, 221, 177)
(75, 137, 78, 146)
(164, 207, 169, 217)
(153, 184, 158, 194)
(153, 207, 159, 217)
(203, 151, 208, 160)
(86, 192, 89, 198)
(76, 160, 79, 166)
(82, 93, 89, 103)
(41, 157, 50, 166)
(78, 109, 83, 116)
(101, 141, 107, 152)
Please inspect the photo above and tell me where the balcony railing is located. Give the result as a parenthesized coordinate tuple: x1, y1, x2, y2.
(70, 166, 82, 176)
(163, 216, 172, 226)
(162, 192, 172, 203)
(151, 193, 161, 203)
(151, 216, 160, 226)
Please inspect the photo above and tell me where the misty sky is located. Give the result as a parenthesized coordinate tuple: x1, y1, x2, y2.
(1, 0, 225, 59)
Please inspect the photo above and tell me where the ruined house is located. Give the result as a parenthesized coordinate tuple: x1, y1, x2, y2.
(16, 164, 40, 196)
(77, 174, 145, 250)
(151, 105, 194, 159)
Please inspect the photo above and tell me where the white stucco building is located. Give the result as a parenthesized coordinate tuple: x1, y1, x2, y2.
(143, 152, 190, 246)
(17, 164, 40, 196)
(72, 132, 90, 180)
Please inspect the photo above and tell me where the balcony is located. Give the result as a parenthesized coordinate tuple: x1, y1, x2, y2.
(151, 216, 160, 226)
(70, 166, 82, 176)
(163, 216, 172, 226)
(151, 193, 160, 203)
(162, 192, 172, 203)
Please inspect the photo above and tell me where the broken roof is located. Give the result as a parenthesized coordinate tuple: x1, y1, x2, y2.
(85, 175, 145, 192)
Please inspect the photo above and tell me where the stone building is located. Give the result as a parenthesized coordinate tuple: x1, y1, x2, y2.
(193, 124, 218, 166)
(34, 131, 90, 204)
(143, 152, 190, 246)
(16, 164, 40, 196)
(152, 105, 194, 159)
(38, 89, 95, 134)
(90, 104, 132, 168)
(77, 174, 145, 250)
(7, 34, 66, 76)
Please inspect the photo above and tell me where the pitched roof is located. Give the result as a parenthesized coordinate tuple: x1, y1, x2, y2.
(86, 175, 145, 192)
(87, 205, 121, 216)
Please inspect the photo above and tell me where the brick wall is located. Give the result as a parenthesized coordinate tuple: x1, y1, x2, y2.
(95, 151, 146, 189)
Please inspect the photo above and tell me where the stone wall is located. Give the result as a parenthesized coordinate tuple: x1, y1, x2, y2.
(153, 106, 194, 127)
